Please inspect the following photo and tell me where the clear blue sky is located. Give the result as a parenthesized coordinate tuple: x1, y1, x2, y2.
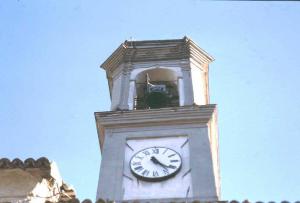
(1, 0, 300, 201)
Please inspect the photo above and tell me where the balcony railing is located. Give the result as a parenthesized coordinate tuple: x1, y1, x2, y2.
(134, 95, 179, 110)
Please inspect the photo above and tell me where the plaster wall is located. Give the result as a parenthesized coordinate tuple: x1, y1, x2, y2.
(0, 169, 40, 198)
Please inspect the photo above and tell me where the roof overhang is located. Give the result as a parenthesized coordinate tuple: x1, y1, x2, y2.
(100, 37, 214, 73)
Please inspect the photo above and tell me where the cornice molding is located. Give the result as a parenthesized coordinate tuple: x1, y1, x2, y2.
(95, 105, 217, 129)
(100, 37, 214, 74)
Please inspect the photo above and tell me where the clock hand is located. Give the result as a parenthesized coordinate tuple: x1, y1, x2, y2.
(150, 156, 171, 169)
(150, 156, 162, 165)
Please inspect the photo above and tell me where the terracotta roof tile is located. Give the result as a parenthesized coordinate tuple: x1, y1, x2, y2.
(0, 157, 50, 169)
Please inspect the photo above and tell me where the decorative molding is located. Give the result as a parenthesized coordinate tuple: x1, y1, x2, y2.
(95, 105, 216, 129)
(101, 37, 214, 74)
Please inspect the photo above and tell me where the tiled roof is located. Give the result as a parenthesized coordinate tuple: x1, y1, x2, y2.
(0, 157, 50, 169)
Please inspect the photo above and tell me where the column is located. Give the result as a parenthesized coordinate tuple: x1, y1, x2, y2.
(127, 80, 136, 110)
(178, 77, 185, 106)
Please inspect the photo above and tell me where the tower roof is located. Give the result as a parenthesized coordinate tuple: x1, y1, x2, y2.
(101, 37, 214, 73)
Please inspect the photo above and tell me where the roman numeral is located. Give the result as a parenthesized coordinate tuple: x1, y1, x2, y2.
(142, 150, 150, 156)
(153, 171, 159, 177)
(163, 168, 169, 175)
(162, 148, 168, 154)
(134, 166, 143, 172)
(152, 148, 159, 154)
(142, 169, 149, 176)
(135, 155, 143, 160)
(132, 161, 141, 166)
(170, 160, 179, 163)
(168, 165, 176, 169)
(168, 154, 176, 158)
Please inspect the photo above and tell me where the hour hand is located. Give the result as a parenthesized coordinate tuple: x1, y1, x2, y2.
(151, 156, 176, 170)
(150, 156, 167, 168)
(150, 156, 159, 164)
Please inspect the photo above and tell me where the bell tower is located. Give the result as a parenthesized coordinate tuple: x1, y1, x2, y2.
(95, 37, 220, 202)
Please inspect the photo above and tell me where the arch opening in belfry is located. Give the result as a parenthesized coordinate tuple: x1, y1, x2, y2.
(134, 68, 179, 109)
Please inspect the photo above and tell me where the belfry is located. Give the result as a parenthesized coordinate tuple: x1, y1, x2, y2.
(95, 37, 220, 202)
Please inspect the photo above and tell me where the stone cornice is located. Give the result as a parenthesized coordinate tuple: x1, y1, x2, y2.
(95, 105, 216, 129)
(100, 37, 214, 74)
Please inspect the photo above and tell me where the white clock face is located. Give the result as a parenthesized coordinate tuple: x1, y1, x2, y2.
(130, 146, 182, 181)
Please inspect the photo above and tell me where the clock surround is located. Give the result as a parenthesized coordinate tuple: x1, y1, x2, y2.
(122, 135, 192, 200)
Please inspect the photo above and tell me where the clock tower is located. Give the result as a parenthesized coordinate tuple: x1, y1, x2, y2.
(95, 37, 220, 202)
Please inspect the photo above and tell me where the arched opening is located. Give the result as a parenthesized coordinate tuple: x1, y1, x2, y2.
(134, 68, 179, 109)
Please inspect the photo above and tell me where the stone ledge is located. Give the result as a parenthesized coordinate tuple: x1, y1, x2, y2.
(95, 104, 217, 128)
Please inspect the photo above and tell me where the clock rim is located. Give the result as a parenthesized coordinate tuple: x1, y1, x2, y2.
(129, 146, 182, 182)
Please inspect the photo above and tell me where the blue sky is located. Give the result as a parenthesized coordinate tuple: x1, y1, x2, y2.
(1, 0, 300, 201)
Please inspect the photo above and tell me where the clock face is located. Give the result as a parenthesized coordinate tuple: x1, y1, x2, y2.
(130, 146, 182, 182)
